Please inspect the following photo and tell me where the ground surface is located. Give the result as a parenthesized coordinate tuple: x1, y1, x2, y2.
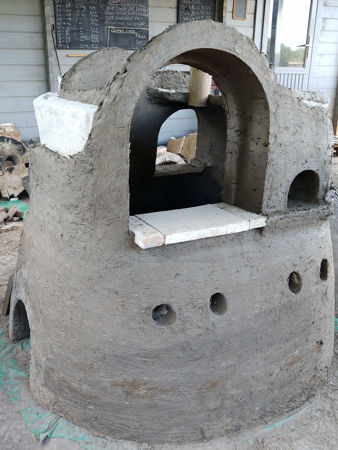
(0, 222, 337, 449)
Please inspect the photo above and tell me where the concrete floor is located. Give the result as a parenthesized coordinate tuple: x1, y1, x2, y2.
(0, 218, 337, 449)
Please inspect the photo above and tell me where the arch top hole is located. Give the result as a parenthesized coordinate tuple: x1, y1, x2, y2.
(288, 170, 319, 208)
(210, 293, 227, 315)
(152, 304, 176, 326)
(320, 259, 328, 281)
(12, 300, 30, 341)
(288, 272, 302, 294)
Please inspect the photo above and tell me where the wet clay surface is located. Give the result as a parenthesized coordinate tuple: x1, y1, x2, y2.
(0, 222, 337, 448)
(10, 22, 335, 443)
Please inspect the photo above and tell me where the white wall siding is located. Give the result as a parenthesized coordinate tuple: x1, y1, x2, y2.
(224, 0, 257, 39)
(149, 0, 177, 38)
(309, 0, 338, 118)
(0, 0, 47, 141)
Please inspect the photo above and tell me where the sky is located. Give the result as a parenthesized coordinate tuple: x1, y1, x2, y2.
(278, 0, 311, 50)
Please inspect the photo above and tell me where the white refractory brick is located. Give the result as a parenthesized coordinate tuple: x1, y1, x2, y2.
(136, 204, 250, 245)
(33, 92, 98, 157)
(130, 204, 267, 249)
(129, 216, 164, 249)
(214, 203, 267, 229)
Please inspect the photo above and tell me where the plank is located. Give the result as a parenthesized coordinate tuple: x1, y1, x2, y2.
(149, 6, 177, 22)
(0, 49, 46, 65)
(0, 14, 43, 32)
(149, 22, 171, 37)
(0, 0, 42, 16)
(0, 65, 47, 82)
(135, 203, 266, 247)
(323, 18, 338, 31)
(315, 53, 338, 66)
(20, 126, 40, 141)
(150, 0, 177, 7)
(0, 97, 35, 114)
(323, 6, 338, 19)
(317, 42, 338, 54)
(319, 30, 338, 43)
(312, 64, 338, 77)
(324, 1, 338, 9)
(309, 77, 338, 90)
(129, 216, 164, 249)
(0, 111, 38, 128)
(0, 31, 45, 49)
(0, 81, 47, 97)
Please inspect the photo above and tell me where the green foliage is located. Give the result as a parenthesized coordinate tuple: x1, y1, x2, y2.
(267, 39, 305, 67)
(279, 43, 305, 67)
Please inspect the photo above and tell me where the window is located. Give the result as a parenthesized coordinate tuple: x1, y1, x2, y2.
(267, 0, 313, 68)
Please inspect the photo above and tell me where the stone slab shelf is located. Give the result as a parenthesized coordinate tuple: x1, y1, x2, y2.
(129, 203, 267, 249)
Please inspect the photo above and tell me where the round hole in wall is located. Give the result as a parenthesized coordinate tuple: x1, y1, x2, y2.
(210, 293, 227, 315)
(320, 259, 328, 281)
(152, 304, 176, 326)
(288, 272, 302, 294)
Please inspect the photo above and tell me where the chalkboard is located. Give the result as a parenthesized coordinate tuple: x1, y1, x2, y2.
(178, 0, 216, 23)
(54, 0, 149, 50)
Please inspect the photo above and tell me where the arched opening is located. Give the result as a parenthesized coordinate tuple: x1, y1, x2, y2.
(156, 109, 198, 168)
(158, 109, 197, 148)
(128, 47, 269, 217)
(287, 170, 319, 208)
(12, 300, 30, 341)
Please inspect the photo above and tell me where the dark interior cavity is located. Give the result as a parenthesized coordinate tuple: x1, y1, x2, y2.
(129, 49, 270, 216)
(288, 170, 320, 207)
(210, 293, 227, 315)
(320, 258, 328, 281)
(288, 272, 302, 294)
(12, 300, 30, 341)
(152, 304, 176, 326)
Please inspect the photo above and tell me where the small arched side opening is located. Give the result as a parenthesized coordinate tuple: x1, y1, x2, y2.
(287, 170, 320, 208)
(12, 300, 30, 341)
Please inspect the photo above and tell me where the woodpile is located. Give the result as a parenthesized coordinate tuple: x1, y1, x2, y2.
(0, 205, 24, 227)
(0, 123, 21, 141)
(167, 132, 197, 163)
(0, 123, 29, 199)
(155, 132, 197, 167)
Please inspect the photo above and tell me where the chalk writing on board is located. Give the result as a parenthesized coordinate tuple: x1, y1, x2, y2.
(178, 0, 216, 23)
(54, 0, 149, 50)
(107, 27, 148, 50)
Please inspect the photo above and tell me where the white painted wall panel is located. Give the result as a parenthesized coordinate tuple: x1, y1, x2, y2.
(0, 0, 47, 141)
(0, 0, 43, 15)
(309, 0, 338, 121)
(224, 0, 257, 39)
(0, 15, 43, 32)
(0, 81, 47, 98)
